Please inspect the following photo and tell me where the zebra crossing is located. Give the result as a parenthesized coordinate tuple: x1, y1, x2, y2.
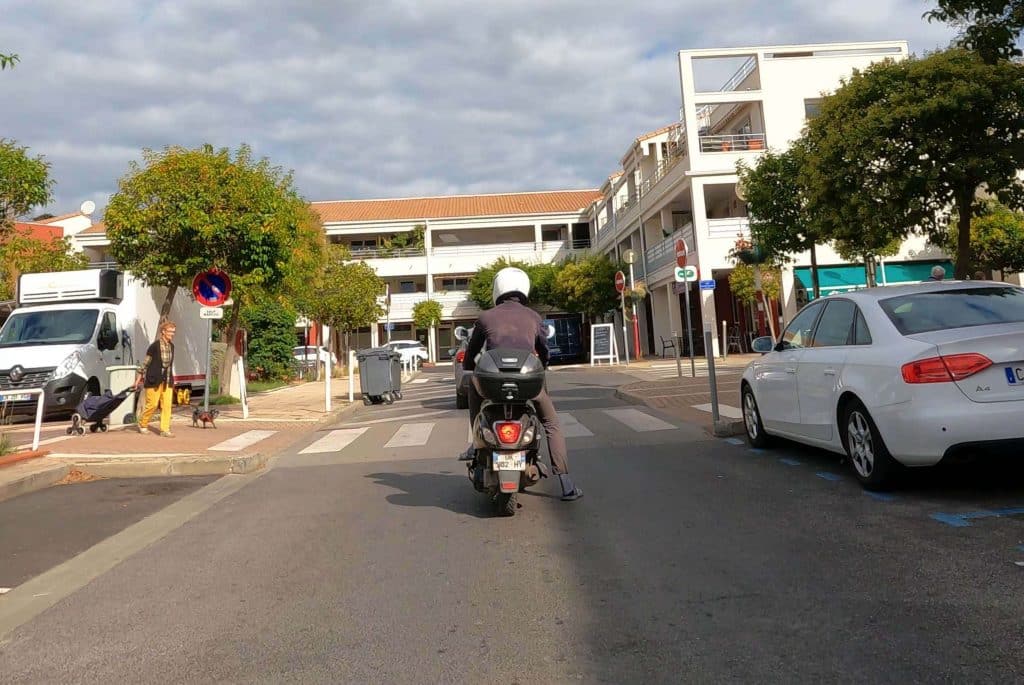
(626, 363, 739, 381)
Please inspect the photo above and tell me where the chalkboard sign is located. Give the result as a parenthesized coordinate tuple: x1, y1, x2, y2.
(590, 323, 619, 366)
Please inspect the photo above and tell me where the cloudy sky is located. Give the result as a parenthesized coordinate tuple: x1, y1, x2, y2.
(2, 0, 958, 217)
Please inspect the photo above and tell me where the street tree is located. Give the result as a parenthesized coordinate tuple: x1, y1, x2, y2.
(0, 233, 88, 300)
(106, 144, 312, 316)
(468, 258, 536, 310)
(306, 246, 383, 367)
(737, 144, 826, 298)
(1, 139, 53, 238)
(801, 49, 1024, 279)
(0, 54, 17, 70)
(927, 0, 1024, 62)
(550, 253, 621, 326)
(412, 299, 443, 331)
(239, 296, 300, 382)
(938, 201, 1024, 275)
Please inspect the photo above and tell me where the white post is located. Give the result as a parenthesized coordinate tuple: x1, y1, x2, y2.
(235, 357, 249, 419)
(324, 326, 332, 412)
(32, 389, 44, 451)
(722, 320, 728, 360)
(203, 317, 212, 412)
(348, 350, 356, 403)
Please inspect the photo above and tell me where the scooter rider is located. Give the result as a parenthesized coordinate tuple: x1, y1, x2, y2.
(457, 267, 583, 502)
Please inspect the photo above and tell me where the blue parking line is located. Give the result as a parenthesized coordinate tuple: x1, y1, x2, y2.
(930, 507, 1024, 528)
(748, 448, 766, 455)
(865, 492, 896, 502)
(779, 458, 802, 466)
(725, 438, 744, 446)
(816, 472, 843, 482)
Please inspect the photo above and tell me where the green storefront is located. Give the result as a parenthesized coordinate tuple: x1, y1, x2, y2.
(794, 260, 954, 300)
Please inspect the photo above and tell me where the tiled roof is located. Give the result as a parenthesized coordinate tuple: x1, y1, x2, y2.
(313, 189, 602, 223)
(11, 222, 64, 241)
(635, 124, 678, 144)
(78, 221, 106, 235)
(36, 211, 85, 224)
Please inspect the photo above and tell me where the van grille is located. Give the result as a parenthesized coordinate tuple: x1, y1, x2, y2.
(0, 368, 54, 390)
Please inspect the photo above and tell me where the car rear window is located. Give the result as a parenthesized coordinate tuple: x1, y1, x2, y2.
(879, 287, 1024, 334)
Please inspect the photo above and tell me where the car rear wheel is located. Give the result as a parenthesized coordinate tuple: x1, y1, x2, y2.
(741, 385, 772, 449)
(842, 399, 899, 490)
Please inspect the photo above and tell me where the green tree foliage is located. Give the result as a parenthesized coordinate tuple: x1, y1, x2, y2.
(105, 144, 314, 315)
(728, 262, 781, 305)
(1, 139, 53, 237)
(938, 201, 1024, 274)
(550, 253, 622, 323)
(801, 49, 1024, 279)
(737, 145, 826, 297)
(0, 54, 17, 70)
(306, 246, 383, 360)
(240, 296, 299, 381)
(380, 225, 425, 256)
(927, 0, 1024, 63)
(0, 233, 88, 300)
(412, 299, 443, 330)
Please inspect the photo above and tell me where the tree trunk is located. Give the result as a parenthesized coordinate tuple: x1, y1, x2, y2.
(955, 192, 973, 280)
(218, 300, 242, 397)
(809, 243, 821, 300)
(160, 277, 181, 320)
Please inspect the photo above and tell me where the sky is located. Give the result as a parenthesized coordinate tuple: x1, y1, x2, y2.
(1, 0, 959, 218)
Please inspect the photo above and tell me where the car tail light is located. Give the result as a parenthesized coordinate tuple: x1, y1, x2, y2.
(455, 350, 466, 363)
(494, 421, 522, 445)
(901, 353, 992, 383)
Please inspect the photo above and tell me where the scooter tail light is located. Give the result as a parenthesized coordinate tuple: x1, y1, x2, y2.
(455, 350, 466, 363)
(494, 421, 522, 445)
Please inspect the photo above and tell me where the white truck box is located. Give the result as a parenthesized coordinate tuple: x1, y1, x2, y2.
(0, 269, 207, 417)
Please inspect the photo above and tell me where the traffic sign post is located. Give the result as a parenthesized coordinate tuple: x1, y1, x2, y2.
(614, 271, 629, 366)
(192, 269, 232, 412)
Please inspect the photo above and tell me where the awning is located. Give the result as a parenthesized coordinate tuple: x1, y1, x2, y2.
(794, 260, 954, 300)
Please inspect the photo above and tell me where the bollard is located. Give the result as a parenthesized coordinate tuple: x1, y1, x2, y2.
(722, 320, 728, 360)
(704, 328, 720, 424)
(348, 350, 355, 403)
(673, 330, 682, 379)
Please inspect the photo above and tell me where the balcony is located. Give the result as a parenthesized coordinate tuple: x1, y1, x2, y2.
(377, 291, 481, 322)
(644, 224, 695, 279)
(350, 246, 426, 259)
(707, 217, 750, 239)
(699, 133, 766, 153)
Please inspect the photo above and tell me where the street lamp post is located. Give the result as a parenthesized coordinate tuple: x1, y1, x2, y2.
(623, 249, 642, 360)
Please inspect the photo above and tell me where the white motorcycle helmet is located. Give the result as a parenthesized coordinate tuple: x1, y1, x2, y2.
(492, 267, 531, 306)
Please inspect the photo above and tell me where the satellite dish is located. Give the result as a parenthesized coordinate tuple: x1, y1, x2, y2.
(80, 200, 96, 216)
(734, 178, 748, 202)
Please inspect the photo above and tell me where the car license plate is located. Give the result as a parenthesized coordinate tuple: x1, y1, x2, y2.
(0, 392, 32, 403)
(492, 450, 526, 471)
(1005, 366, 1024, 386)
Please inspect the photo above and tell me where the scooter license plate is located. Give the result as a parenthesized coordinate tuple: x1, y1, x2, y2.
(492, 451, 526, 471)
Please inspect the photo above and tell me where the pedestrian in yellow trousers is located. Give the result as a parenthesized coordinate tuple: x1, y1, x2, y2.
(134, 320, 177, 437)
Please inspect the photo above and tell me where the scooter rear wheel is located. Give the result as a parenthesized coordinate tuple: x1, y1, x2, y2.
(495, 492, 517, 517)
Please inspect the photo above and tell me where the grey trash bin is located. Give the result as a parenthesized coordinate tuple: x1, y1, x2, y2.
(356, 348, 402, 405)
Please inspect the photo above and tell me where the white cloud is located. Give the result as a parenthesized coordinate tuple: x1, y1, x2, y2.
(0, 0, 959, 216)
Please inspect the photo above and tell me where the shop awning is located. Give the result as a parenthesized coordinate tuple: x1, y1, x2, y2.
(794, 260, 954, 299)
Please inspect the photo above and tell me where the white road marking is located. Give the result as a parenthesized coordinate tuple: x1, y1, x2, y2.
(353, 410, 452, 426)
(692, 403, 743, 420)
(208, 430, 277, 452)
(0, 588, 10, 595)
(299, 428, 368, 454)
(601, 408, 675, 432)
(558, 412, 594, 438)
(384, 422, 435, 448)
(411, 378, 430, 384)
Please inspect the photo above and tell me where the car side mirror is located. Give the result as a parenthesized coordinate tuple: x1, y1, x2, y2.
(750, 336, 775, 354)
(447, 348, 457, 356)
(454, 326, 468, 341)
(546, 324, 556, 339)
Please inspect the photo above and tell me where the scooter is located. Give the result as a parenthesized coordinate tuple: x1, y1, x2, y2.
(466, 348, 547, 516)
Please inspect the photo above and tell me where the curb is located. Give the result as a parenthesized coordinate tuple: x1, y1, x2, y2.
(0, 449, 50, 469)
(615, 387, 745, 438)
(53, 452, 269, 479)
(0, 462, 70, 503)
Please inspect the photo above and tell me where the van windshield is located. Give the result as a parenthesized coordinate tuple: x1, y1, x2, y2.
(0, 309, 99, 347)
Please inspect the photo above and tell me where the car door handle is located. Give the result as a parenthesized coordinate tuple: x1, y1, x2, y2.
(785, 367, 797, 374)
(823, 368, 837, 376)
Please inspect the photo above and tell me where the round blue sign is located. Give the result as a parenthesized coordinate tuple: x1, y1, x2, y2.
(192, 268, 232, 307)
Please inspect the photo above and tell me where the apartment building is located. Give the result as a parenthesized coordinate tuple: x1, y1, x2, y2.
(311, 191, 598, 359)
(590, 40, 952, 357)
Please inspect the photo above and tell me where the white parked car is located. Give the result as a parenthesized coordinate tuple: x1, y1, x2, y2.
(293, 345, 337, 367)
(386, 340, 429, 364)
(740, 281, 1024, 490)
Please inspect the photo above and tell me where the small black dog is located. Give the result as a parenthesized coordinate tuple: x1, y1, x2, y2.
(192, 407, 219, 429)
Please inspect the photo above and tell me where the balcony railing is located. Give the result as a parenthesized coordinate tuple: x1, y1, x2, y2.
(699, 133, 766, 153)
(350, 246, 426, 259)
(644, 224, 695, 275)
(707, 217, 751, 239)
(612, 149, 688, 224)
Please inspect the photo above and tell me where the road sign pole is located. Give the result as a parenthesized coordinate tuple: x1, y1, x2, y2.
(621, 290, 630, 366)
(204, 317, 212, 412)
(684, 282, 695, 378)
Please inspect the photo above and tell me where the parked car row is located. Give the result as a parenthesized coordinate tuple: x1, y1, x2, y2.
(739, 281, 1024, 490)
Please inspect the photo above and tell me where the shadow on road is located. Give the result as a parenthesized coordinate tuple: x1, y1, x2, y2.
(365, 470, 497, 518)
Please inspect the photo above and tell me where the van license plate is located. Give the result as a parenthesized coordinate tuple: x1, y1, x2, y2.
(1005, 367, 1024, 386)
(492, 451, 526, 471)
(0, 393, 32, 403)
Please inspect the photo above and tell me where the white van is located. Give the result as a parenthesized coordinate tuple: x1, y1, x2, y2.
(0, 269, 207, 417)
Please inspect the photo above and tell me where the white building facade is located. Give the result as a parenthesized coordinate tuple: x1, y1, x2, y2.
(590, 40, 952, 358)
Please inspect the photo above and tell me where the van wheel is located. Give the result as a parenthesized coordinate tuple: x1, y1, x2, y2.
(842, 399, 899, 491)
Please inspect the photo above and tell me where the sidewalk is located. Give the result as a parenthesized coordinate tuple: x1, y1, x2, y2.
(0, 378, 363, 502)
(612, 354, 757, 437)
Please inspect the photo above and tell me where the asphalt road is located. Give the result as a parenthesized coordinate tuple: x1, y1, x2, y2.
(1, 366, 1022, 682)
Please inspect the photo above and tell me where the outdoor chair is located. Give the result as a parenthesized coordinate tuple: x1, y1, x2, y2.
(659, 335, 676, 358)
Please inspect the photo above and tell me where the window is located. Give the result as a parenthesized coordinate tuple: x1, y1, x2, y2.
(100, 312, 117, 338)
(350, 239, 378, 251)
(811, 299, 856, 347)
(853, 310, 872, 345)
(780, 303, 823, 350)
(441, 278, 470, 290)
(541, 229, 561, 242)
(804, 98, 824, 120)
(880, 287, 1024, 335)
(399, 281, 416, 294)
